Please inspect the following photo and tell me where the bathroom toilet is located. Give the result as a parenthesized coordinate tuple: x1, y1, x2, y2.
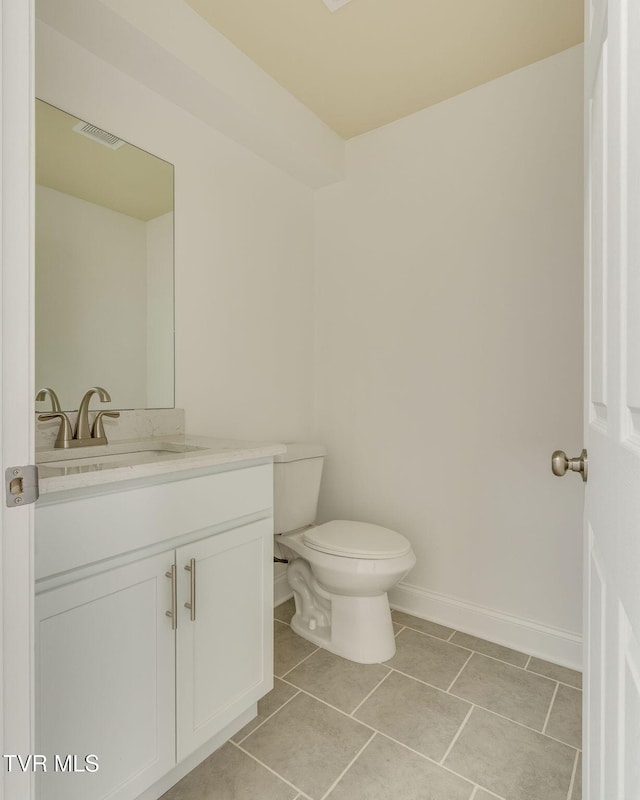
(274, 444, 416, 663)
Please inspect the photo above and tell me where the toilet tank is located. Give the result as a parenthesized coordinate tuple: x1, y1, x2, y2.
(273, 443, 327, 534)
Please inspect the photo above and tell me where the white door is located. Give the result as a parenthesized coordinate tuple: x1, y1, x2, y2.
(0, 1, 35, 799)
(584, 0, 640, 796)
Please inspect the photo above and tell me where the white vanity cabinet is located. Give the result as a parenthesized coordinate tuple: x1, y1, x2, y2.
(175, 518, 271, 759)
(35, 461, 274, 800)
(35, 552, 176, 800)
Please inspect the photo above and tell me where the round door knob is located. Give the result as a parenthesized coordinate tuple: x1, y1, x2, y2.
(551, 449, 588, 482)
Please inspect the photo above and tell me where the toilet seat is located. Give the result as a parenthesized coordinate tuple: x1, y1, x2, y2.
(303, 520, 411, 560)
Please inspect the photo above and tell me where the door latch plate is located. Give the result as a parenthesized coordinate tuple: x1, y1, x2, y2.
(5, 465, 39, 507)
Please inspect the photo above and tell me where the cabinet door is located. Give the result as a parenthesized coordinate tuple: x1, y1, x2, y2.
(35, 553, 176, 800)
(176, 518, 273, 759)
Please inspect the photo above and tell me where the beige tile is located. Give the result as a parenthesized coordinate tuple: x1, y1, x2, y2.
(159, 742, 296, 800)
(274, 620, 317, 677)
(326, 733, 473, 800)
(284, 648, 390, 713)
(274, 597, 296, 624)
(388, 628, 471, 689)
(444, 707, 576, 800)
(354, 670, 471, 761)
(391, 610, 455, 640)
(232, 678, 299, 742)
(450, 632, 529, 667)
(393, 622, 403, 635)
(545, 684, 582, 748)
(450, 653, 556, 730)
(571, 752, 582, 800)
(242, 691, 372, 800)
(528, 657, 582, 689)
(473, 791, 502, 800)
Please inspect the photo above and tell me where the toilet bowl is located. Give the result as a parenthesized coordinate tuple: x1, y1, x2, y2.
(274, 445, 416, 664)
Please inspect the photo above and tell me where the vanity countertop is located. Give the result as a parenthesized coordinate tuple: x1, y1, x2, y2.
(36, 434, 286, 495)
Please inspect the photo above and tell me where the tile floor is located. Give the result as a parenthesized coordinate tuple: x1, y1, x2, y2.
(161, 600, 582, 800)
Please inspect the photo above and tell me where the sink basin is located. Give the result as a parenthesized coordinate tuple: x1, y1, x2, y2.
(37, 442, 208, 470)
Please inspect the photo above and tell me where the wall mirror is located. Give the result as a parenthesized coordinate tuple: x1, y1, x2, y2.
(35, 99, 175, 412)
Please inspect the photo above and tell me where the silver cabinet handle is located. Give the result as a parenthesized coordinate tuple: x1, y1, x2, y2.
(165, 564, 177, 629)
(184, 558, 196, 622)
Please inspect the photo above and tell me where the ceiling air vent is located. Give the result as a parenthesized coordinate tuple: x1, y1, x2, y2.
(72, 121, 126, 150)
(321, 0, 353, 11)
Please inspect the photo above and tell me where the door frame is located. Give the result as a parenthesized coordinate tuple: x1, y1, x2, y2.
(1, 0, 36, 798)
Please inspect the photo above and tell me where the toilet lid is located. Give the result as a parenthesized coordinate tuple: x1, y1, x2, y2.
(303, 520, 411, 559)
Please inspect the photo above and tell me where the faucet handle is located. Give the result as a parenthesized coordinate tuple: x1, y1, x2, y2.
(92, 411, 120, 442)
(38, 412, 74, 449)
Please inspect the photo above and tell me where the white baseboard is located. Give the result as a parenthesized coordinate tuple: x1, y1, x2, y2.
(389, 582, 582, 671)
(274, 569, 293, 607)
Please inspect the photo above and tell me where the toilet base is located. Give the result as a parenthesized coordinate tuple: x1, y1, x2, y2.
(290, 591, 396, 664)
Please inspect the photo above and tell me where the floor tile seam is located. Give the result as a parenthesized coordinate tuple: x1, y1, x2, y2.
(234, 688, 302, 745)
(278, 656, 580, 751)
(276, 679, 383, 733)
(446, 635, 531, 669)
(260, 684, 501, 800)
(542, 681, 561, 734)
(439, 704, 474, 765)
(387, 665, 472, 699)
(446, 650, 475, 693)
(565, 748, 580, 800)
(231, 740, 312, 800)
(469, 786, 507, 800)
(392, 616, 581, 683)
(272, 678, 476, 778)
(462, 702, 582, 752)
(394, 625, 406, 636)
(372, 729, 484, 792)
(278, 646, 321, 679)
(318, 729, 377, 800)
(399, 625, 473, 653)
(446, 684, 552, 732)
(395, 622, 457, 643)
(525, 667, 583, 691)
(458, 648, 546, 674)
(348, 667, 394, 716)
(398, 626, 536, 672)
(265, 689, 490, 795)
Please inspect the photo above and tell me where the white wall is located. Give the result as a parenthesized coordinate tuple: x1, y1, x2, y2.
(314, 46, 584, 665)
(37, 22, 316, 442)
(36, 184, 148, 409)
(37, 12, 585, 664)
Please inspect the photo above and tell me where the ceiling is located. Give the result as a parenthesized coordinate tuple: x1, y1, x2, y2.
(36, 100, 173, 221)
(185, 0, 584, 139)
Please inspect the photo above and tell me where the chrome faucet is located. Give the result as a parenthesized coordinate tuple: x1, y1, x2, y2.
(74, 387, 120, 446)
(36, 386, 120, 448)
